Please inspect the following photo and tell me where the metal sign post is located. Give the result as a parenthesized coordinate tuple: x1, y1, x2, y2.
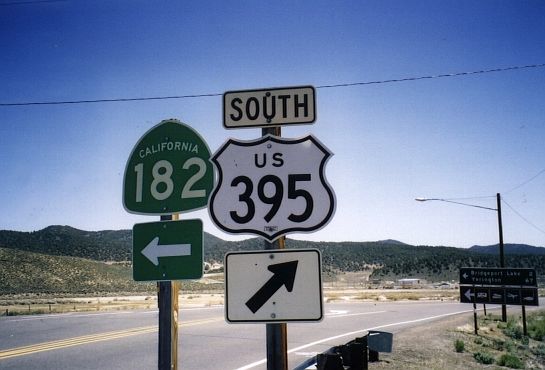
(263, 126, 288, 370)
(157, 214, 179, 370)
(123, 119, 214, 370)
(157, 280, 179, 369)
(472, 286, 478, 335)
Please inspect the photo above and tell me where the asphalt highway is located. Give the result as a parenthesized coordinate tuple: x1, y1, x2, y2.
(0, 301, 505, 369)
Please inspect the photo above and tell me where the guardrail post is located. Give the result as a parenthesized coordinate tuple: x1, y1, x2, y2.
(368, 348, 379, 362)
(348, 342, 365, 369)
(316, 353, 343, 370)
(354, 336, 369, 370)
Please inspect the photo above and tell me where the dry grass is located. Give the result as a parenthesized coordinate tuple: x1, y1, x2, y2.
(374, 310, 545, 369)
(0, 292, 224, 316)
(323, 288, 459, 303)
(1, 287, 459, 316)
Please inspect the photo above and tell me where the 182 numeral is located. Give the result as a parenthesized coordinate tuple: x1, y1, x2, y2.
(134, 158, 206, 202)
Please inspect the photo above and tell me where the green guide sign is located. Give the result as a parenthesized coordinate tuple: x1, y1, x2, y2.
(123, 119, 214, 215)
(133, 219, 203, 281)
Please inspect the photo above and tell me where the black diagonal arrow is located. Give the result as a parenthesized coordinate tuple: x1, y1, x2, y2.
(245, 260, 299, 314)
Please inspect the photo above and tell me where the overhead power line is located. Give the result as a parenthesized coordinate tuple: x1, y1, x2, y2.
(417, 198, 498, 211)
(1, 63, 544, 107)
(502, 197, 545, 237)
(0, 0, 67, 6)
(0, 93, 223, 107)
(439, 196, 496, 201)
(504, 167, 545, 194)
(315, 63, 545, 89)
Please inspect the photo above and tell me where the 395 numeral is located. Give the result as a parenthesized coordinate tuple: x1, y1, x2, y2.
(229, 174, 313, 224)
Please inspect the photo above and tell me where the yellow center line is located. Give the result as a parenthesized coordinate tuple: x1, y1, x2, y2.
(0, 317, 223, 360)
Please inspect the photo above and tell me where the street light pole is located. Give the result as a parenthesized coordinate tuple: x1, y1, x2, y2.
(497, 193, 505, 268)
(416, 194, 507, 321)
(496, 193, 507, 321)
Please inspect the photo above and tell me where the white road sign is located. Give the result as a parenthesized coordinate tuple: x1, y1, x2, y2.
(208, 134, 336, 241)
(224, 249, 323, 323)
(223, 86, 315, 128)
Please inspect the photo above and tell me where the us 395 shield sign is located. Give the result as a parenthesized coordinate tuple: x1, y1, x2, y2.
(209, 134, 336, 241)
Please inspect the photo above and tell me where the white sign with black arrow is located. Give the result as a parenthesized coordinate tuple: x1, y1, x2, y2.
(224, 249, 323, 323)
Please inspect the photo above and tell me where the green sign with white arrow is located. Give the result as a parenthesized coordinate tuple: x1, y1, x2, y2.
(133, 219, 203, 281)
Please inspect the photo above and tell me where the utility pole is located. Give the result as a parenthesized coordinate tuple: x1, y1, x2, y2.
(497, 193, 507, 322)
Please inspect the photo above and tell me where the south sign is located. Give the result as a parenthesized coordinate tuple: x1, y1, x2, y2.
(223, 86, 316, 129)
(208, 134, 336, 241)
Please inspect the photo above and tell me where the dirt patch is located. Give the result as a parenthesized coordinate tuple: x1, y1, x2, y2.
(372, 312, 545, 369)
(373, 314, 481, 369)
(2, 289, 458, 315)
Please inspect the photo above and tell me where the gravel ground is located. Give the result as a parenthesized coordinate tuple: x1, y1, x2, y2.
(372, 313, 483, 369)
(372, 311, 545, 370)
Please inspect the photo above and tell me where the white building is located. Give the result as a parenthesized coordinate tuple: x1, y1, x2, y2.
(398, 278, 423, 288)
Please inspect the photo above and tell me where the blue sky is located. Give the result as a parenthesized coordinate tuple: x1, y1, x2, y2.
(1, 0, 544, 248)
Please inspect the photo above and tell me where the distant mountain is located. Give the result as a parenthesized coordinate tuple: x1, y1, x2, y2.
(287, 241, 544, 283)
(469, 243, 545, 256)
(1, 225, 544, 295)
(375, 239, 408, 245)
(0, 225, 225, 262)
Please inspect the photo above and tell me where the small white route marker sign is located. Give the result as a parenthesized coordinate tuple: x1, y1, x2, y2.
(224, 249, 323, 323)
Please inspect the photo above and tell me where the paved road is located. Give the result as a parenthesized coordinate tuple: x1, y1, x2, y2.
(0, 301, 507, 369)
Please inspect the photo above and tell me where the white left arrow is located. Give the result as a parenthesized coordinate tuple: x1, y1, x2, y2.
(464, 288, 474, 301)
(141, 237, 191, 266)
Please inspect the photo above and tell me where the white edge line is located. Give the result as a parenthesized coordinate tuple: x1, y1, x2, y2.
(5, 310, 146, 322)
(325, 311, 387, 318)
(235, 309, 474, 370)
(4, 306, 224, 323)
